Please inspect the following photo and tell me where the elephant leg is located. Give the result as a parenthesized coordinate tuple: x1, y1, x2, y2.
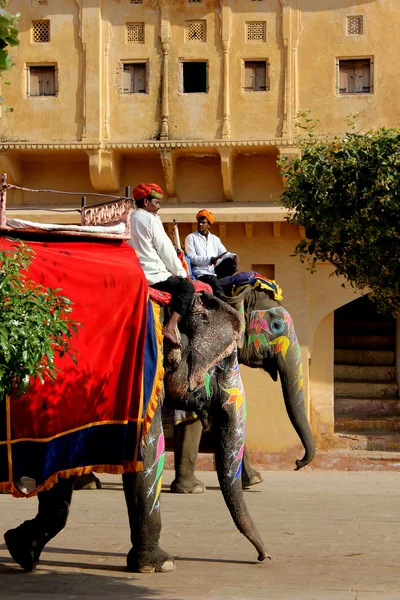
(241, 447, 264, 488)
(170, 418, 205, 494)
(123, 403, 174, 573)
(4, 476, 76, 572)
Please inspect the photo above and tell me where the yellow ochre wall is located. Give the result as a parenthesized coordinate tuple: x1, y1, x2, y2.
(0, 0, 394, 464)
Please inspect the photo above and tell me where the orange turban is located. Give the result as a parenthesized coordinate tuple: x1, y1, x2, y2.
(132, 182, 164, 201)
(196, 209, 215, 225)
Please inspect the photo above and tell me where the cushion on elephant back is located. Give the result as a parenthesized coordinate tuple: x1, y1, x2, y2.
(219, 271, 283, 302)
(149, 280, 212, 306)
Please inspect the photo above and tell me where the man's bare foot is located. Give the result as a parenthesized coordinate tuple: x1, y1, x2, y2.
(162, 326, 181, 348)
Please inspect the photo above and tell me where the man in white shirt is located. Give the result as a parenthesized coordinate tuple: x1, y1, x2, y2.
(129, 183, 194, 347)
(185, 209, 235, 295)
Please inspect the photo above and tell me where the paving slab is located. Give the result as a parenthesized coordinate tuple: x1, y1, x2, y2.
(0, 471, 400, 599)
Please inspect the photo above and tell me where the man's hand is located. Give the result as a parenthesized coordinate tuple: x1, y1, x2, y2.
(210, 256, 218, 265)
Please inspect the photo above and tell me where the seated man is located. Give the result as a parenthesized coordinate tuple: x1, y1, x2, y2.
(184, 209, 236, 296)
(129, 182, 194, 347)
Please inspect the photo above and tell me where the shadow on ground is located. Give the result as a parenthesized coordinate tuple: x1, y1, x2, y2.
(0, 564, 181, 600)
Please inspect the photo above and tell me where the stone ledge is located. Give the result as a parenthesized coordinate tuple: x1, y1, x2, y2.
(0, 138, 297, 151)
(164, 449, 400, 472)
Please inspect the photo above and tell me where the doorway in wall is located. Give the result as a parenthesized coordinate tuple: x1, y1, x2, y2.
(334, 295, 399, 449)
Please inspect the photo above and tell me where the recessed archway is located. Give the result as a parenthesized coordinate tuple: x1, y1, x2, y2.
(334, 295, 398, 448)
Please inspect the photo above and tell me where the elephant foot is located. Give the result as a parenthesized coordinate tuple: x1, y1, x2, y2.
(127, 547, 175, 573)
(242, 470, 264, 489)
(74, 473, 102, 490)
(4, 522, 44, 572)
(170, 476, 206, 494)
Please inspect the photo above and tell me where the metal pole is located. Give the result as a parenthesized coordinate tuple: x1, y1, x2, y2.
(125, 186, 131, 198)
(81, 196, 87, 209)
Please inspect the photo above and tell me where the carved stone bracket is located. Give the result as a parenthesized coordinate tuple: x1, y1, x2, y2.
(279, 146, 300, 184)
(159, 148, 176, 198)
(87, 148, 121, 192)
(218, 147, 235, 201)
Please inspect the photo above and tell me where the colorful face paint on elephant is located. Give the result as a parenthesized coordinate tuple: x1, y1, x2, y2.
(218, 353, 247, 485)
(145, 432, 165, 515)
(247, 306, 304, 406)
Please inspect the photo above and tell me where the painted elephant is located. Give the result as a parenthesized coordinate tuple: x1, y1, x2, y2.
(170, 282, 316, 494)
(3, 292, 269, 573)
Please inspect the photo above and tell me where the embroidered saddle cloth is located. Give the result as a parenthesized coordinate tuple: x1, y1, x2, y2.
(0, 238, 163, 497)
(219, 271, 283, 302)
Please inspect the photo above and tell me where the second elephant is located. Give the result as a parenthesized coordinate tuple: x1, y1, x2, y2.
(170, 285, 316, 493)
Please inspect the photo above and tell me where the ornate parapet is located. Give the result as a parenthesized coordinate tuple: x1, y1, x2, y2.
(86, 148, 121, 192)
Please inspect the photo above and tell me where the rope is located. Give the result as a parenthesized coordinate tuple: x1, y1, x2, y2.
(6, 184, 129, 202)
(7, 206, 81, 214)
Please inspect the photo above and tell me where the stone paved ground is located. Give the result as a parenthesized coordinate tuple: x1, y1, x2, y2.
(0, 470, 400, 600)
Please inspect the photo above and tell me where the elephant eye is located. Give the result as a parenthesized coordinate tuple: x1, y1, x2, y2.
(271, 318, 285, 334)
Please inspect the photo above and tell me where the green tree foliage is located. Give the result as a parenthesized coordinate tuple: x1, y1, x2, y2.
(279, 112, 400, 316)
(0, 0, 19, 73)
(0, 242, 80, 399)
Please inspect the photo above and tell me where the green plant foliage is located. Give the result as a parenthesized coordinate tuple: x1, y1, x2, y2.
(279, 111, 400, 317)
(0, 242, 80, 400)
(0, 0, 19, 73)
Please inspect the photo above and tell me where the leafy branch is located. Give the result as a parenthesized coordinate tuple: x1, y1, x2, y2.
(278, 112, 400, 316)
(0, 0, 19, 73)
(0, 242, 80, 399)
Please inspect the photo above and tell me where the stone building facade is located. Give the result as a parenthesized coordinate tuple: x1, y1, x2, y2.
(1, 0, 399, 466)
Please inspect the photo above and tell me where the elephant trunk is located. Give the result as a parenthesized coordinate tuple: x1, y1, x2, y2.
(214, 409, 270, 562)
(276, 334, 316, 470)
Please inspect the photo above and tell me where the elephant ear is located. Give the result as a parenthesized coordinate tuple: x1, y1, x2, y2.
(215, 288, 251, 349)
(183, 293, 241, 391)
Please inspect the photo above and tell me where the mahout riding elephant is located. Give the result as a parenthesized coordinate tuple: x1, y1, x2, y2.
(4, 292, 269, 573)
(170, 280, 316, 494)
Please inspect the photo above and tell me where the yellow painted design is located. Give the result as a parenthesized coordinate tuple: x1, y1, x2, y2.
(224, 386, 244, 412)
(269, 336, 290, 359)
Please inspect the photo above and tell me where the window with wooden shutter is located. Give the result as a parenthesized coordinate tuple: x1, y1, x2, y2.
(28, 66, 56, 96)
(243, 61, 267, 91)
(338, 59, 372, 94)
(121, 63, 147, 94)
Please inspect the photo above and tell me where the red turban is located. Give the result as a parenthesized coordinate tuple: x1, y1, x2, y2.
(132, 182, 164, 201)
(196, 209, 215, 225)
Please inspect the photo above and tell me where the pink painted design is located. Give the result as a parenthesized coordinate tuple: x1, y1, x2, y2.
(155, 433, 165, 463)
(235, 444, 245, 462)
